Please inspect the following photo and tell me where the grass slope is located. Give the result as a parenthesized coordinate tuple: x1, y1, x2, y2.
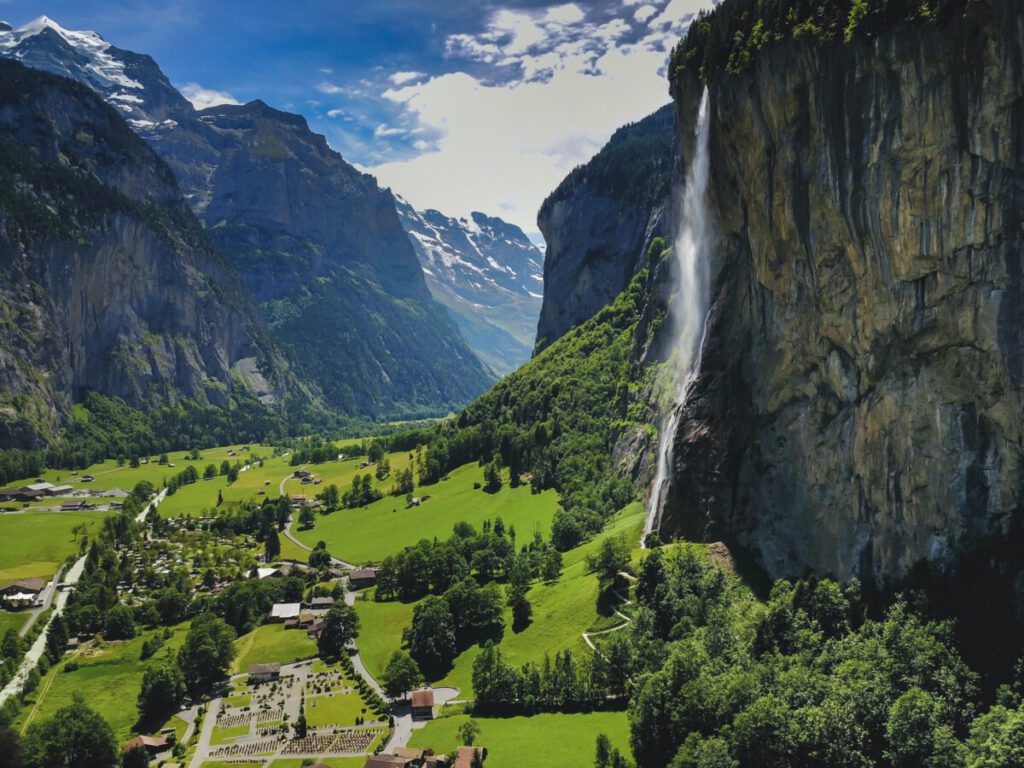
(409, 711, 631, 768)
(294, 461, 559, 564)
(17, 621, 191, 741)
(231, 624, 317, 674)
(355, 504, 645, 697)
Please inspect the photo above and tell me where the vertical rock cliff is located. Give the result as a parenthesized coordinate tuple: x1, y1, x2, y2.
(536, 104, 676, 350)
(0, 61, 285, 447)
(658, 1, 1024, 585)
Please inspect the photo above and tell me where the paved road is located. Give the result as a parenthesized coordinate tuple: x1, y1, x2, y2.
(135, 487, 168, 523)
(187, 694, 222, 768)
(0, 555, 86, 705)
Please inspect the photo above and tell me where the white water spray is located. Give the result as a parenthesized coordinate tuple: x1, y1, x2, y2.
(642, 87, 713, 546)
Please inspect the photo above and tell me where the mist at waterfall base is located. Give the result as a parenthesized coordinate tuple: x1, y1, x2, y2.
(642, 87, 713, 546)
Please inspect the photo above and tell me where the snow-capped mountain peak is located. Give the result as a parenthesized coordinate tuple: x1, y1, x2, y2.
(394, 195, 545, 375)
(0, 16, 192, 128)
(1, 16, 143, 91)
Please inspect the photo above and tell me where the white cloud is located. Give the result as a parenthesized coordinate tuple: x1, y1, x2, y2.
(633, 4, 659, 23)
(389, 70, 424, 85)
(365, 1, 715, 231)
(180, 82, 239, 110)
(317, 81, 345, 95)
(374, 123, 406, 138)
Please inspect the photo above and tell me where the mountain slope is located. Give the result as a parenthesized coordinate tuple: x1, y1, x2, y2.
(535, 104, 676, 350)
(0, 59, 287, 447)
(395, 197, 544, 375)
(0, 16, 494, 420)
(658, 0, 1024, 586)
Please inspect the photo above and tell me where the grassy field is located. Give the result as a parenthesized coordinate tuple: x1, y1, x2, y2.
(0, 510, 105, 583)
(211, 722, 252, 744)
(304, 691, 367, 728)
(277, 534, 311, 563)
(409, 710, 631, 767)
(17, 621, 192, 741)
(231, 623, 317, 674)
(3, 444, 277, 496)
(355, 504, 645, 696)
(0, 611, 29, 638)
(159, 451, 297, 518)
(294, 461, 559, 564)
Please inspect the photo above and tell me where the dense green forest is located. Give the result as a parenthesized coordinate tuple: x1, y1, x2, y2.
(672, 0, 979, 82)
(395, 253, 661, 551)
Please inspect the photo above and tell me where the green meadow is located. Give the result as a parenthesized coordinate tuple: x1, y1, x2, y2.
(0, 509, 105, 583)
(294, 460, 560, 564)
(409, 710, 631, 768)
(354, 504, 645, 697)
(231, 623, 318, 674)
(2, 444, 276, 496)
(17, 621, 192, 741)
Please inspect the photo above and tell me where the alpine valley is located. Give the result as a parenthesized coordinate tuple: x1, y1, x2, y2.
(2, 3, 1024, 768)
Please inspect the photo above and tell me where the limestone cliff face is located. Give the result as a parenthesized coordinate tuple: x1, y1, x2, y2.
(536, 105, 676, 350)
(0, 61, 284, 447)
(658, 1, 1024, 584)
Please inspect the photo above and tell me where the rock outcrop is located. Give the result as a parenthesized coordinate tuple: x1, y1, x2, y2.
(535, 104, 676, 350)
(0, 61, 285, 447)
(0, 16, 494, 420)
(658, 1, 1024, 584)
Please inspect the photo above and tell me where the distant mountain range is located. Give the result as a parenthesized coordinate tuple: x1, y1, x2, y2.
(0, 15, 530, 441)
(395, 197, 544, 375)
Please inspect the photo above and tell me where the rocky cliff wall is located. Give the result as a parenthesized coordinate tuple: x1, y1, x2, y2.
(536, 105, 676, 350)
(0, 61, 283, 447)
(658, 1, 1024, 584)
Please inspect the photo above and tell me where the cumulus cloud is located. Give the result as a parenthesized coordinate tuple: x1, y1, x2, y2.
(180, 82, 239, 110)
(366, 1, 716, 231)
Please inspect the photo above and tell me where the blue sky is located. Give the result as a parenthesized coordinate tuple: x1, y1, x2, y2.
(3, 0, 713, 232)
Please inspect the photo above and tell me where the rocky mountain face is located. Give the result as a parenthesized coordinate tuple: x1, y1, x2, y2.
(656, 0, 1024, 586)
(0, 16, 493, 420)
(535, 104, 676, 350)
(395, 197, 544, 375)
(0, 60, 285, 447)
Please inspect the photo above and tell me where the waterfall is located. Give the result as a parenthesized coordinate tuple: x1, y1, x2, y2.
(642, 87, 713, 547)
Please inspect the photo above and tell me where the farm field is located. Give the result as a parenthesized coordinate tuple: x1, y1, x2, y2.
(354, 504, 645, 696)
(0, 509, 105, 583)
(231, 623, 318, 674)
(409, 710, 632, 768)
(294, 461, 560, 564)
(16, 621, 192, 741)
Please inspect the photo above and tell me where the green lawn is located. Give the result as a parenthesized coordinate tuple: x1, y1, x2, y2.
(277, 534, 311, 563)
(0, 611, 29, 638)
(0, 510, 105, 583)
(211, 722, 252, 744)
(223, 693, 252, 709)
(409, 710, 632, 767)
(231, 623, 317, 674)
(355, 504, 645, 697)
(294, 461, 559, 564)
(304, 691, 369, 728)
(17, 621, 191, 741)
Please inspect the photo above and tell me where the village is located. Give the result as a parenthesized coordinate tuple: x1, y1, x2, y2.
(0, 456, 486, 768)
